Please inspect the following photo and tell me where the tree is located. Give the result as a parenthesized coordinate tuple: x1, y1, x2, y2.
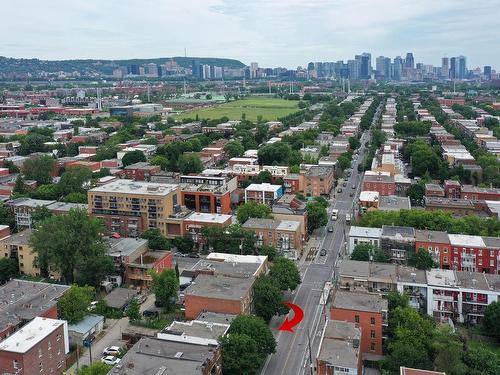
(13, 175, 26, 195)
(269, 257, 301, 291)
(483, 301, 500, 338)
(125, 298, 141, 321)
(2, 160, 19, 173)
(0, 258, 18, 284)
(228, 315, 276, 356)
(173, 234, 194, 254)
(58, 166, 92, 196)
(386, 291, 409, 311)
(253, 275, 289, 322)
(76, 362, 112, 375)
(408, 248, 436, 270)
(178, 154, 203, 174)
(431, 325, 467, 375)
(31, 206, 53, 228)
(58, 285, 93, 324)
(253, 170, 272, 184)
(350, 243, 390, 263)
(31, 183, 59, 200)
(122, 150, 146, 167)
(259, 245, 278, 261)
(30, 208, 112, 285)
(406, 183, 425, 205)
(149, 155, 169, 170)
(219, 334, 262, 375)
(306, 201, 328, 233)
(464, 344, 500, 375)
(236, 201, 272, 224)
(140, 228, 171, 250)
(150, 268, 179, 311)
(224, 140, 245, 158)
(257, 142, 292, 165)
(22, 155, 54, 185)
(64, 192, 88, 203)
(348, 136, 361, 150)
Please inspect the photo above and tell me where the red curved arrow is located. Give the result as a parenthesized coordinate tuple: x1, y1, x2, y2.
(278, 301, 304, 332)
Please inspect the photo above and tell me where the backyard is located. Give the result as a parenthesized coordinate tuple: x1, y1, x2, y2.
(175, 96, 300, 122)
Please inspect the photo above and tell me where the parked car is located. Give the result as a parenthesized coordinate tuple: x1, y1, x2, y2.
(88, 301, 98, 311)
(320, 249, 327, 256)
(328, 226, 334, 232)
(101, 356, 121, 366)
(103, 346, 121, 356)
(187, 253, 200, 258)
(351, 185, 356, 189)
(337, 188, 342, 193)
(143, 308, 160, 319)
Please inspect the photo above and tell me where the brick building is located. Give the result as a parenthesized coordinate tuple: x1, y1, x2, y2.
(180, 174, 235, 215)
(88, 180, 180, 237)
(0, 317, 69, 375)
(183, 274, 255, 319)
(121, 162, 161, 181)
(0, 280, 69, 340)
(330, 290, 388, 356)
(303, 165, 334, 197)
(316, 320, 362, 375)
(362, 174, 396, 196)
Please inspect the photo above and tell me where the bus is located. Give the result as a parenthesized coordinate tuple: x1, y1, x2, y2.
(331, 209, 338, 221)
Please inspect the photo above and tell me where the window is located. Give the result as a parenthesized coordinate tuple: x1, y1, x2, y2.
(371, 330, 376, 338)
(491, 259, 494, 267)
(13, 360, 19, 369)
(38, 348, 42, 358)
(370, 317, 376, 325)
(370, 343, 376, 351)
(444, 247, 448, 254)
(354, 315, 360, 323)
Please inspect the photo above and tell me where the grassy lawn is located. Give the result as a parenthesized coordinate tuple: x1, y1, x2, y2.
(175, 96, 300, 122)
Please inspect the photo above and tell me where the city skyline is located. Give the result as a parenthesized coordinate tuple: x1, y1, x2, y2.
(1, 0, 499, 69)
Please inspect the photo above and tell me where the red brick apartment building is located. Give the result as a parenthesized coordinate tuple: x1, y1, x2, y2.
(183, 274, 255, 319)
(330, 290, 388, 356)
(0, 317, 69, 375)
(362, 174, 396, 196)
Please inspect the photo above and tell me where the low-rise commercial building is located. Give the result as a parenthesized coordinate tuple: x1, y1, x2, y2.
(0, 317, 69, 375)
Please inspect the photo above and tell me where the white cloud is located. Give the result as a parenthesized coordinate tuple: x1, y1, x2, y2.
(0, 0, 498, 68)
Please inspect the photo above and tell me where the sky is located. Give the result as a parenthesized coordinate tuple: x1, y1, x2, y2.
(1, 0, 499, 69)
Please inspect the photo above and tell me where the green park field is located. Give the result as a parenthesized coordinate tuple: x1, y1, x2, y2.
(175, 97, 300, 122)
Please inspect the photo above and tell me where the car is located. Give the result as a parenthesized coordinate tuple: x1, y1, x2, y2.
(319, 249, 327, 256)
(337, 188, 342, 193)
(175, 252, 187, 257)
(350, 192, 354, 197)
(142, 308, 160, 319)
(352, 185, 356, 189)
(328, 226, 334, 232)
(101, 356, 121, 366)
(103, 346, 121, 356)
(343, 182, 347, 187)
(187, 253, 200, 258)
(88, 301, 98, 311)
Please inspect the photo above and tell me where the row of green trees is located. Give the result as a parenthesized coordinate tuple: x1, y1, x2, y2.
(356, 209, 500, 237)
(382, 292, 500, 375)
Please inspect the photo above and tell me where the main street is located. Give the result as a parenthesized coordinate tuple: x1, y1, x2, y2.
(260, 102, 382, 375)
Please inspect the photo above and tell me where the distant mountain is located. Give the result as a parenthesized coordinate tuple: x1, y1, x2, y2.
(0, 56, 246, 76)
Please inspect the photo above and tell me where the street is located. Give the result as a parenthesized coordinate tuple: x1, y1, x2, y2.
(260, 102, 382, 375)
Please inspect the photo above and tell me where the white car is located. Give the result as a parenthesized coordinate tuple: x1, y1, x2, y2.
(103, 346, 121, 356)
(101, 356, 121, 366)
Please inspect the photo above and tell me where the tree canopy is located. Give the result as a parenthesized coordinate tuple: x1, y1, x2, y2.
(22, 155, 55, 185)
(350, 243, 390, 263)
(121, 150, 146, 167)
(306, 201, 328, 233)
(236, 201, 272, 224)
(30, 208, 113, 285)
(268, 257, 301, 291)
(149, 268, 179, 311)
(253, 275, 289, 322)
(58, 284, 93, 324)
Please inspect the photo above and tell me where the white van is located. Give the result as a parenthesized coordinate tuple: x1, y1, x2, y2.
(331, 209, 338, 221)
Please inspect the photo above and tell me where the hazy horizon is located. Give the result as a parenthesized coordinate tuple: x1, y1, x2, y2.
(2, 0, 499, 69)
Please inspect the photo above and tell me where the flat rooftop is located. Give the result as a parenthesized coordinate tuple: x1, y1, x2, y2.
(104, 288, 138, 309)
(0, 279, 69, 334)
(331, 290, 388, 313)
(108, 237, 148, 257)
(0, 317, 66, 354)
(161, 320, 229, 341)
(245, 183, 282, 192)
(195, 312, 236, 325)
(0, 228, 32, 245)
(185, 212, 232, 224)
(185, 274, 255, 301)
(349, 226, 382, 238)
(318, 320, 361, 369)
(189, 258, 260, 278)
(379, 196, 411, 211)
(89, 179, 178, 196)
(107, 337, 217, 375)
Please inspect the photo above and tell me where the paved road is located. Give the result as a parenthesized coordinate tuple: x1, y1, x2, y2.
(260, 102, 382, 375)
